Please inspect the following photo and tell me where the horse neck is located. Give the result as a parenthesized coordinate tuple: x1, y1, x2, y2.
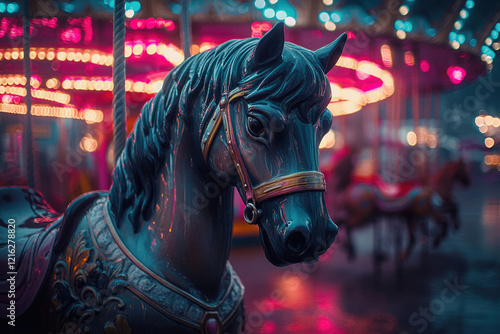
(432, 164, 456, 200)
(118, 117, 234, 302)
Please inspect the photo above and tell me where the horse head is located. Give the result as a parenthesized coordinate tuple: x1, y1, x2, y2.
(203, 23, 346, 266)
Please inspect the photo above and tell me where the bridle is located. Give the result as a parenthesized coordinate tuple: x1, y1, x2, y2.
(201, 85, 326, 224)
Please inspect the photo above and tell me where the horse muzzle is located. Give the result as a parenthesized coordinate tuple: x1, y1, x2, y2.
(257, 191, 338, 266)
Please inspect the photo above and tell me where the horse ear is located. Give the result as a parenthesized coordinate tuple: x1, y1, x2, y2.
(251, 22, 285, 68)
(315, 33, 347, 74)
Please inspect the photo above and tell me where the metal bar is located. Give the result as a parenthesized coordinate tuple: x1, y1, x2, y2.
(180, 0, 192, 58)
(113, 0, 127, 163)
(23, 0, 35, 188)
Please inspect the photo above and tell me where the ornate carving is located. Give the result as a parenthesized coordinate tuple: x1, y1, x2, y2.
(52, 231, 128, 333)
(104, 314, 132, 334)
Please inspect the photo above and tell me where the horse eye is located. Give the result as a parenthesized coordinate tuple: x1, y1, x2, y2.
(247, 116, 265, 137)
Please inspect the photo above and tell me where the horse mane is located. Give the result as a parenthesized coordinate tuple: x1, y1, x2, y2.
(109, 38, 332, 232)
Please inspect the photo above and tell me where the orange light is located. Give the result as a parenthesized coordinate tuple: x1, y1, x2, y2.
(98, 55, 107, 65)
(157, 43, 167, 55)
(199, 42, 216, 53)
(319, 129, 335, 149)
(105, 55, 113, 66)
(404, 51, 415, 66)
(80, 134, 98, 152)
(485, 137, 495, 148)
(493, 117, 500, 127)
(328, 56, 394, 116)
(396, 30, 406, 40)
(325, 22, 336, 31)
(132, 44, 144, 56)
(62, 80, 72, 89)
(0, 103, 103, 123)
(427, 134, 437, 148)
(133, 81, 145, 92)
(82, 52, 90, 62)
(190, 44, 200, 55)
(57, 51, 67, 61)
(484, 155, 492, 165)
(146, 44, 157, 55)
(407, 131, 417, 146)
(47, 49, 55, 61)
(380, 45, 392, 68)
(399, 5, 409, 15)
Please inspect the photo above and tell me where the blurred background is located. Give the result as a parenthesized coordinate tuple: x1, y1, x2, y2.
(0, 0, 499, 333)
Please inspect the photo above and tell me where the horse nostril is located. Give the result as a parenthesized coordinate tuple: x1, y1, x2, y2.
(286, 230, 308, 256)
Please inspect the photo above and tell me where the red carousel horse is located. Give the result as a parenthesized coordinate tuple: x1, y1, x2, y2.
(325, 150, 470, 261)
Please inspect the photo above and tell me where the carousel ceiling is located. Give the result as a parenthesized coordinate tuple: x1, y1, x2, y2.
(0, 0, 499, 121)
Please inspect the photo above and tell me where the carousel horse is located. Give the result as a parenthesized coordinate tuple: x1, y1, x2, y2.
(0, 23, 345, 333)
(326, 154, 469, 261)
(430, 159, 470, 230)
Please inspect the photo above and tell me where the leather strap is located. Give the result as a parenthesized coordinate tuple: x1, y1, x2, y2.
(200, 88, 326, 224)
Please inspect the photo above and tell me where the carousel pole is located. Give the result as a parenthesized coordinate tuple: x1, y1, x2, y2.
(113, 0, 127, 163)
(23, 0, 35, 188)
(434, 93, 440, 168)
(180, 0, 192, 58)
(396, 76, 403, 182)
(424, 91, 432, 181)
(412, 61, 422, 182)
(373, 101, 379, 176)
(387, 76, 395, 182)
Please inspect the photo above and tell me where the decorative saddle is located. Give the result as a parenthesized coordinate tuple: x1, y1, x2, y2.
(0, 187, 102, 318)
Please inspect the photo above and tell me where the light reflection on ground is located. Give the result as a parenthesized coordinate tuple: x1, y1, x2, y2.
(230, 172, 500, 334)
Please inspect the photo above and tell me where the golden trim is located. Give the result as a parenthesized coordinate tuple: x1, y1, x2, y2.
(253, 171, 326, 202)
(202, 110, 222, 162)
(201, 88, 250, 164)
(227, 89, 248, 103)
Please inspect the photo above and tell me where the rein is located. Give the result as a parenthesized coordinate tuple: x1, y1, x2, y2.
(201, 86, 326, 224)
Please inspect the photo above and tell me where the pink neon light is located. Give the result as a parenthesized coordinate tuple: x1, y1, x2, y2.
(146, 18, 155, 29)
(127, 18, 175, 31)
(347, 31, 356, 39)
(447, 66, 466, 84)
(420, 60, 430, 72)
(32, 18, 58, 28)
(60, 28, 82, 43)
(261, 321, 277, 333)
(83, 17, 92, 43)
(318, 316, 333, 331)
(251, 22, 272, 38)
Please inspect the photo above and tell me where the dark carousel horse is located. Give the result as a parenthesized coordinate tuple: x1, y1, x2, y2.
(0, 23, 346, 333)
(326, 154, 469, 261)
(430, 159, 470, 230)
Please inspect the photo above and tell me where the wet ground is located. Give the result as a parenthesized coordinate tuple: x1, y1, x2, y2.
(229, 172, 500, 334)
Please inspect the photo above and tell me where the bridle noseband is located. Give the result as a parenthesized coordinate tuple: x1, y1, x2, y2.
(201, 86, 326, 224)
